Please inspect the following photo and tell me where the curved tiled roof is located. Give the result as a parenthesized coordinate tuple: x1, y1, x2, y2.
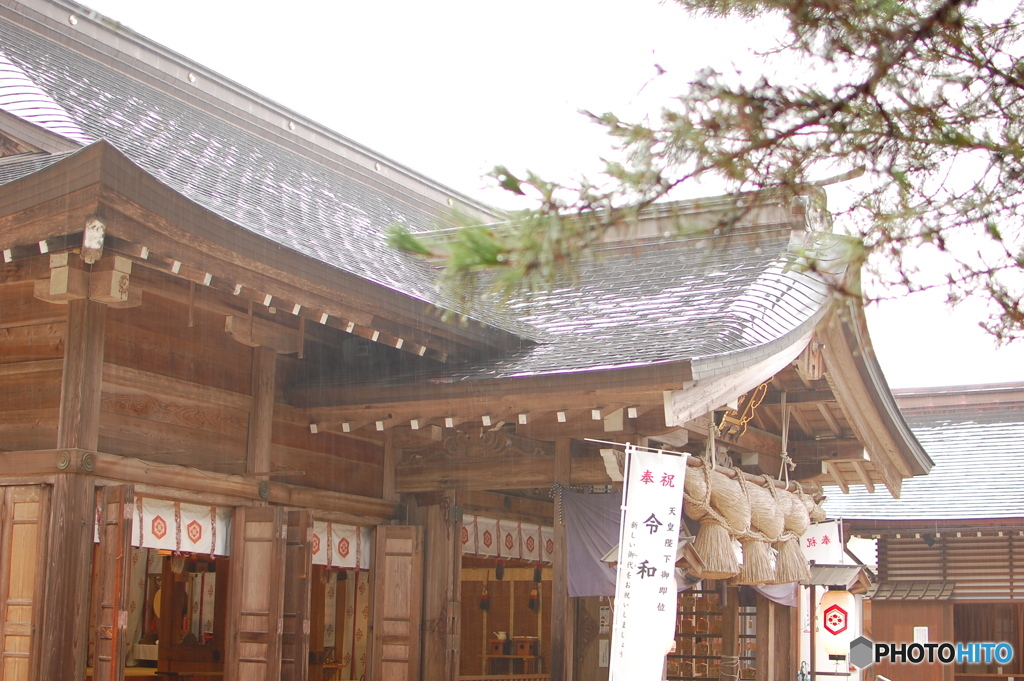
(440, 228, 842, 378)
(0, 49, 91, 145)
(0, 19, 503, 325)
(0, 3, 844, 379)
(0, 148, 71, 184)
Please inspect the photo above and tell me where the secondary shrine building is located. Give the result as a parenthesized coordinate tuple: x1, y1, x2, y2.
(0, 1, 932, 680)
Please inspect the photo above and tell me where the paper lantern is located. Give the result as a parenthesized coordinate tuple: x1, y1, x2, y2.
(818, 589, 856, 656)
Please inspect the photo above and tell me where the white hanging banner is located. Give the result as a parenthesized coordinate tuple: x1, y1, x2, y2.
(460, 515, 478, 556)
(520, 523, 542, 562)
(801, 519, 843, 564)
(499, 521, 521, 559)
(609, 445, 688, 681)
(541, 525, 556, 562)
(458, 514, 554, 563)
(476, 517, 499, 557)
(311, 521, 372, 569)
(333, 524, 359, 568)
(131, 497, 231, 556)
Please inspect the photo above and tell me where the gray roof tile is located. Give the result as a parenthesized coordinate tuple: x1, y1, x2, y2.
(438, 229, 837, 379)
(824, 397, 1024, 520)
(0, 7, 841, 379)
(0, 21, 468, 316)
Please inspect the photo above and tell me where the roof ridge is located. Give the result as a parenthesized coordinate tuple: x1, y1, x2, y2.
(2, 0, 500, 221)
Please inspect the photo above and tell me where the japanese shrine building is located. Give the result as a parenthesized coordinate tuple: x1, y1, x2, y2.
(827, 383, 1024, 681)
(0, 1, 931, 680)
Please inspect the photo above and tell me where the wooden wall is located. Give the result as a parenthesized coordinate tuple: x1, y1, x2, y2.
(0, 281, 64, 451)
(880, 533, 1024, 600)
(0, 267, 383, 498)
(865, 600, 953, 681)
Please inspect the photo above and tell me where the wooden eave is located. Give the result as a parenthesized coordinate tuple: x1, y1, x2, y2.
(287, 357, 694, 431)
(0, 140, 527, 361)
(817, 301, 932, 499)
(846, 517, 1024, 537)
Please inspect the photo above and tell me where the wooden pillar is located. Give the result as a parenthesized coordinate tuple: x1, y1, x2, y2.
(420, 492, 460, 681)
(281, 510, 314, 681)
(247, 345, 277, 476)
(382, 430, 397, 503)
(720, 585, 740, 681)
(57, 298, 106, 451)
(757, 593, 778, 675)
(550, 438, 574, 681)
(809, 584, 816, 681)
(40, 298, 106, 680)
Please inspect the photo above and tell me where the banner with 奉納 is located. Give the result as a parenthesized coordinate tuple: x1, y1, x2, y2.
(609, 444, 688, 681)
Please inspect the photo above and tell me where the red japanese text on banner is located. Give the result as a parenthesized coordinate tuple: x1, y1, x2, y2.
(801, 519, 842, 564)
(609, 445, 688, 681)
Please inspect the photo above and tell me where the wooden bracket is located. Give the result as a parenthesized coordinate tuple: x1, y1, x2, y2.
(34, 253, 89, 303)
(33, 254, 141, 307)
(225, 315, 301, 354)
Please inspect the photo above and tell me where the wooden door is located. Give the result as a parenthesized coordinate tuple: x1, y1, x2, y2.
(92, 484, 135, 681)
(868, 600, 953, 681)
(224, 506, 287, 681)
(281, 510, 313, 681)
(0, 486, 50, 681)
(369, 525, 423, 681)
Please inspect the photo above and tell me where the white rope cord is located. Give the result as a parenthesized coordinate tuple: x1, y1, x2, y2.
(719, 654, 741, 680)
(778, 394, 796, 484)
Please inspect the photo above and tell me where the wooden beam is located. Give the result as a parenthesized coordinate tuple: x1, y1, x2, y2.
(0, 180, 101, 251)
(549, 438, 574, 681)
(788, 404, 814, 439)
(389, 423, 444, 449)
(848, 459, 875, 494)
(824, 461, 849, 494)
(103, 362, 252, 411)
(515, 407, 637, 441)
(246, 346, 276, 478)
(816, 402, 843, 436)
(226, 314, 301, 354)
(687, 416, 862, 459)
(459, 490, 554, 525)
(761, 389, 835, 405)
(755, 594, 776, 681)
(396, 457, 556, 493)
(382, 429, 398, 503)
(293, 360, 692, 412)
(0, 448, 397, 522)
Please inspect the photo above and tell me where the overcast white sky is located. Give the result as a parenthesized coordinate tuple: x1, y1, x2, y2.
(79, 0, 1024, 389)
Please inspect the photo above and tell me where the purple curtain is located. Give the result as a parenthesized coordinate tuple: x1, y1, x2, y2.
(563, 490, 622, 597)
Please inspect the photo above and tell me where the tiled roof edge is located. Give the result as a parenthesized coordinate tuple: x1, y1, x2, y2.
(3, 0, 502, 222)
